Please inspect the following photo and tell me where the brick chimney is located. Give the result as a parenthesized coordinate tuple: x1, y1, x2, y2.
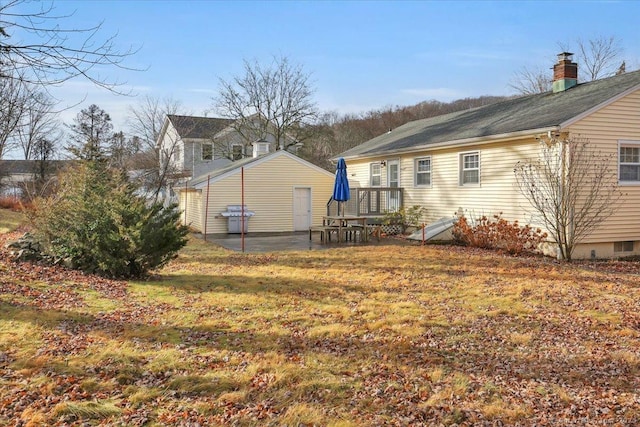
(553, 52, 578, 93)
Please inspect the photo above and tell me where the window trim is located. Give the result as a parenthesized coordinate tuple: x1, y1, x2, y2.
(614, 241, 635, 253)
(414, 156, 432, 187)
(618, 140, 640, 185)
(459, 151, 480, 186)
(253, 142, 270, 157)
(370, 162, 382, 187)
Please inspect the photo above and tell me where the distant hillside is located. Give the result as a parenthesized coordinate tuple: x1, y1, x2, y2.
(300, 95, 512, 170)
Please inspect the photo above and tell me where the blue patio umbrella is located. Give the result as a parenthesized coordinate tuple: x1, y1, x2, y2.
(332, 157, 350, 216)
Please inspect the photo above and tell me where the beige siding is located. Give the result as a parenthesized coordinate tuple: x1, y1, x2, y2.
(181, 190, 202, 231)
(347, 88, 640, 259)
(347, 138, 542, 226)
(187, 154, 334, 233)
(566, 88, 640, 254)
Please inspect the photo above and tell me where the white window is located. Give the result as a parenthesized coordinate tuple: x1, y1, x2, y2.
(619, 142, 640, 182)
(460, 152, 480, 185)
(415, 157, 431, 187)
(370, 163, 381, 187)
(202, 143, 213, 160)
(174, 147, 181, 162)
(231, 144, 243, 161)
(614, 241, 634, 253)
(253, 141, 270, 157)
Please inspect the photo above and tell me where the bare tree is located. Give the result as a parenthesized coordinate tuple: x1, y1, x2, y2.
(15, 89, 61, 160)
(0, 0, 138, 93)
(127, 96, 185, 201)
(19, 136, 58, 200)
(511, 36, 625, 95)
(0, 72, 31, 158)
(109, 131, 134, 170)
(213, 55, 317, 157)
(514, 135, 621, 261)
(574, 36, 623, 81)
(509, 66, 552, 95)
(128, 96, 183, 151)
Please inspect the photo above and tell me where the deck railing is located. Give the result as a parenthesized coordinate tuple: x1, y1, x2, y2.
(327, 187, 403, 217)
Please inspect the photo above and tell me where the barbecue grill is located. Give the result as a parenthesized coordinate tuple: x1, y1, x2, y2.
(220, 205, 255, 233)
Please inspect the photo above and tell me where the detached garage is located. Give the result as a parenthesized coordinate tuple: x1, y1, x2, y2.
(178, 150, 335, 234)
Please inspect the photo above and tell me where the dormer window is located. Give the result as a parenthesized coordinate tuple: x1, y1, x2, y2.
(231, 144, 243, 161)
(252, 140, 270, 158)
(202, 143, 213, 160)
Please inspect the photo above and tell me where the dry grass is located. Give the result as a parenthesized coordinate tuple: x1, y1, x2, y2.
(1, 209, 639, 425)
(0, 207, 23, 233)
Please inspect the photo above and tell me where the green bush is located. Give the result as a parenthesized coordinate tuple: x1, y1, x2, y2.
(382, 205, 426, 233)
(27, 162, 188, 278)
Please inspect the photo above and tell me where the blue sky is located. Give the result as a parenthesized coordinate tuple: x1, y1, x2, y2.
(10, 0, 640, 140)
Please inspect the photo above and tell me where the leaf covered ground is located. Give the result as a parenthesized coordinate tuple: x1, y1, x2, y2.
(1, 213, 639, 426)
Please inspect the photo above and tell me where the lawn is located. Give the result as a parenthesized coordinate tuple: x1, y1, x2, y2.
(0, 209, 639, 426)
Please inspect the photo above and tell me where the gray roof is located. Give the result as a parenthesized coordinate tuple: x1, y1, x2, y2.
(167, 115, 234, 139)
(188, 154, 266, 187)
(339, 69, 640, 159)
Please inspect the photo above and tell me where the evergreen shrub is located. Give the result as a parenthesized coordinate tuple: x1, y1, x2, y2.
(27, 162, 188, 278)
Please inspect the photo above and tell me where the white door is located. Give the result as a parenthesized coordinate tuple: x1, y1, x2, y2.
(387, 160, 400, 211)
(293, 187, 312, 231)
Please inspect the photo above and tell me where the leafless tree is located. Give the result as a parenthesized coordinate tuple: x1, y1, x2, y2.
(0, 72, 31, 158)
(213, 55, 317, 157)
(18, 136, 58, 199)
(128, 96, 183, 151)
(573, 36, 623, 81)
(509, 66, 552, 95)
(109, 131, 134, 170)
(510, 36, 625, 95)
(514, 135, 621, 261)
(0, 0, 138, 93)
(127, 96, 186, 201)
(15, 89, 61, 160)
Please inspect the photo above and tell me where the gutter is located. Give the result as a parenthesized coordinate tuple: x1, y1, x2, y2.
(337, 126, 561, 161)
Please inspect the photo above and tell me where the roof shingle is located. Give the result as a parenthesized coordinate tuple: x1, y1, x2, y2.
(167, 115, 234, 139)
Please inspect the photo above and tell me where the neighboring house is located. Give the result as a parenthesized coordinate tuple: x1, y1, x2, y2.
(156, 114, 299, 205)
(178, 150, 334, 234)
(0, 160, 70, 197)
(337, 53, 640, 259)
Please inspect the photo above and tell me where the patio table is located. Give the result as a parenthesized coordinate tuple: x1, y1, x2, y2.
(322, 215, 369, 243)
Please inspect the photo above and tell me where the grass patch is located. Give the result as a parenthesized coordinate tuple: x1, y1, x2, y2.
(52, 400, 121, 420)
(0, 207, 24, 233)
(2, 232, 640, 425)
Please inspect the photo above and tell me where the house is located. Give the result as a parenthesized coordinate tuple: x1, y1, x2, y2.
(156, 114, 298, 205)
(0, 160, 71, 197)
(337, 53, 640, 259)
(178, 150, 335, 234)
